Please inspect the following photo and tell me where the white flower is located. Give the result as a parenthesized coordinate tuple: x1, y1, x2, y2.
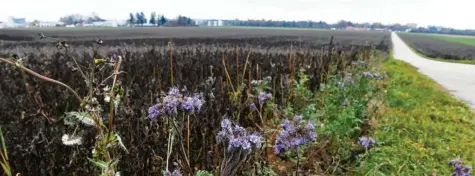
(103, 86, 110, 92)
(104, 95, 111, 102)
(62, 134, 83, 146)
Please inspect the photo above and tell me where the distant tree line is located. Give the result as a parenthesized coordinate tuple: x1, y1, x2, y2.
(59, 14, 106, 25)
(221, 19, 413, 31)
(128, 12, 195, 27)
(410, 26, 475, 36)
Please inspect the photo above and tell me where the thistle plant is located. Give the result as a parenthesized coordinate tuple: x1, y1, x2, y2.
(147, 86, 204, 174)
(216, 118, 262, 176)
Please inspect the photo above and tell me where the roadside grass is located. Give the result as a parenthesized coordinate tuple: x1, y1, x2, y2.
(359, 58, 475, 175)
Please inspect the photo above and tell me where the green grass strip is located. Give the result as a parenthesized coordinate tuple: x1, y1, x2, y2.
(361, 58, 475, 175)
(434, 36, 475, 46)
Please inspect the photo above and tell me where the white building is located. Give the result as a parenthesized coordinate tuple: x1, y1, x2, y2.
(90, 20, 127, 27)
(38, 21, 65, 27)
(206, 20, 223, 27)
(3, 16, 28, 28)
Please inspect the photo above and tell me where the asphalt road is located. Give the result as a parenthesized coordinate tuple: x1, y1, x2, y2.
(392, 32, 475, 110)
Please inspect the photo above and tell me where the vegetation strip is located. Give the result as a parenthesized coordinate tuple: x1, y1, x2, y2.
(434, 35, 475, 46)
(360, 57, 475, 175)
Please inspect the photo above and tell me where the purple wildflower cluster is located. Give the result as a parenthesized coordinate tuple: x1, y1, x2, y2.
(216, 119, 262, 152)
(362, 71, 387, 80)
(449, 158, 472, 176)
(148, 87, 204, 119)
(164, 169, 182, 176)
(358, 136, 375, 149)
(258, 91, 272, 105)
(274, 115, 317, 154)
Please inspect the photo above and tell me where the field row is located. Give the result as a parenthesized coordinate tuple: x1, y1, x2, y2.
(398, 33, 475, 61)
(0, 33, 390, 175)
(0, 27, 390, 46)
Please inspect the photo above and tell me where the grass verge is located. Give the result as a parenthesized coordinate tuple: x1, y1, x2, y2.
(360, 57, 475, 175)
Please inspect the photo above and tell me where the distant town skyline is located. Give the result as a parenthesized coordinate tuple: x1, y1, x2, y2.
(0, 0, 472, 29)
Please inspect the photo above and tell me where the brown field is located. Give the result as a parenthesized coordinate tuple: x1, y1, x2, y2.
(0, 27, 390, 175)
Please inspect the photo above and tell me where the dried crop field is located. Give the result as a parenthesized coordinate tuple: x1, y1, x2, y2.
(0, 27, 390, 175)
(398, 32, 475, 60)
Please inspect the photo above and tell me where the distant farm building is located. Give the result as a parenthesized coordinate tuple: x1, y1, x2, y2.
(345, 26, 370, 31)
(9, 16, 26, 25)
(194, 19, 224, 27)
(90, 20, 127, 27)
(207, 20, 223, 27)
(38, 21, 65, 27)
(4, 16, 28, 27)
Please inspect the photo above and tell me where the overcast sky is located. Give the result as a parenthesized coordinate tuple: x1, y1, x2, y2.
(0, 0, 472, 29)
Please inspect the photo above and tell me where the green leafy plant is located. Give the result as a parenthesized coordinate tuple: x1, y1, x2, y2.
(0, 127, 12, 176)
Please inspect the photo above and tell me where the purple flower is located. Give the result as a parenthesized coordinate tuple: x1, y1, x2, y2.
(192, 94, 204, 111)
(248, 133, 262, 148)
(274, 144, 285, 154)
(229, 137, 251, 151)
(293, 114, 303, 122)
(305, 122, 315, 131)
(308, 132, 317, 141)
(274, 115, 317, 154)
(450, 159, 463, 167)
(449, 158, 472, 176)
(358, 136, 375, 149)
(241, 140, 251, 151)
(221, 119, 231, 129)
(258, 91, 272, 105)
(250, 103, 256, 111)
(362, 71, 386, 80)
(165, 169, 182, 176)
(167, 87, 180, 97)
(362, 71, 373, 79)
(217, 131, 227, 143)
(281, 120, 292, 130)
(181, 97, 194, 112)
(148, 86, 205, 119)
(181, 93, 204, 113)
(230, 137, 242, 149)
(234, 125, 246, 136)
(148, 104, 161, 119)
(216, 119, 262, 152)
(162, 95, 181, 116)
